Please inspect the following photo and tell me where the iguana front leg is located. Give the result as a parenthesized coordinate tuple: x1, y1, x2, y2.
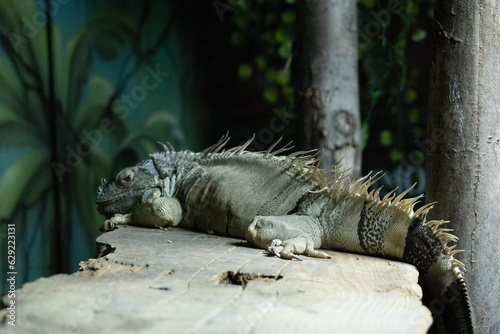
(245, 215, 331, 260)
(101, 188, 182, 232)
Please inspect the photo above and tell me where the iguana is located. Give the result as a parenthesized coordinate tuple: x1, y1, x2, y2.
(96, 135, 473, 334)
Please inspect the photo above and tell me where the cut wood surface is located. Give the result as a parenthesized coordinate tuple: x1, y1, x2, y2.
(1, 226, 432, 333)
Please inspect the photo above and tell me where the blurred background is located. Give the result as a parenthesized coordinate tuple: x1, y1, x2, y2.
(0, 0, 434, 292)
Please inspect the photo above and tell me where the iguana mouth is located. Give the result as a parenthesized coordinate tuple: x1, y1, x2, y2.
(95, 196, 121, 205)
(95, 194, 127, 214)
(96, 174, 155, 202)
(96, 188, 140, 205)
(96, 184, 163, 217)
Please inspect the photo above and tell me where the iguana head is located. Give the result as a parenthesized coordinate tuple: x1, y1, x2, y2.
(96, 159, 162, 218)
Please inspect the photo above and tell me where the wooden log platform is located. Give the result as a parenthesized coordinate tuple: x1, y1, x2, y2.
(1, 226, 433, 333)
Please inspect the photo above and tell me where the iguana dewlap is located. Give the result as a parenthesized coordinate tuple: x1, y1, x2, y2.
(96, 135, 473, 334)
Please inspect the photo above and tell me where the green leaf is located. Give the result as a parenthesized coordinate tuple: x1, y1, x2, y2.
(389, 148, 402, 162)
(22, 164, 51, 208)
(275, 70, 290, 85)
(410, 150, 425, 166)
(74, 76, 114, 130)
(106, 113, 129, 145)
(0, 54, 47, 132)
(369, 90, 382, 110)
(255, 56, 267, 71)
(64, 11, 137, 117)
(380, 130, 393, 146)
(86, 11, 137, 61)
(404, 89, 417, 104)
(0, 1, 37, 64)
(412, 127, 424, 140)
(64, 31, 92, 117)
(144, 111, 179, 129)
(0, 105, 23, 125)
(0, 106, 43, 148)
(0, 59, 24, 115)
(0, 0, 20, 33)
(426, 7, 434, 19)
(0, 123, 41, 149)
(360, 0, 375, 8)
(0, 149, 48, 219)
(409, 108, 420, 124)
(407, 2, 420, 16)
(237, 64, 253, 80)
(281, 11, 295, 24)
(411, 28, 427, 42)
(263, 87, 278, 103)
(0, 0, 49, 93)
(277, 40, 292, 58)
(144, 111, 184, 147)
(274, 28, 287, 43)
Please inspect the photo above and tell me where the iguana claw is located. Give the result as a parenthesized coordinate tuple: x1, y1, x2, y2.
(268, 239, 283, 256)
(246, 216, 332, 260)
(268, 239, 302, 260)
(100, 213, 133, 232)
(100, 220, 116, 232)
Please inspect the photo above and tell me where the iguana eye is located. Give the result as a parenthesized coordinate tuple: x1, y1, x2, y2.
(117, 169, 135, 186)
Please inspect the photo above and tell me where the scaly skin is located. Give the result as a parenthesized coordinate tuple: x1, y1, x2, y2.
(96, 136, 473, 333)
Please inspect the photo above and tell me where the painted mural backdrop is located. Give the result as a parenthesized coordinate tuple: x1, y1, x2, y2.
(0, 0, 205, 291)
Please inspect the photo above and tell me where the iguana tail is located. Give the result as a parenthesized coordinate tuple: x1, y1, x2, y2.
(403, 213, 473, 333)
(331, 176, 475, 333)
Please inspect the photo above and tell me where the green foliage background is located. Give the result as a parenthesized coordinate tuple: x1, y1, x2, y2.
(358, 0, 434, 163)
(230, 0, 434, 165)
(230, 0, 295, 107)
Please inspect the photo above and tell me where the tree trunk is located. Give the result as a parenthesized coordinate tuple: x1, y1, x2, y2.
(293, 0, 361, 172)
(428, 1, 500, 332)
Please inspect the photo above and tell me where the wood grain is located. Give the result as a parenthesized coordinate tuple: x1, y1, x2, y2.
(0, 226, 432, 333)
